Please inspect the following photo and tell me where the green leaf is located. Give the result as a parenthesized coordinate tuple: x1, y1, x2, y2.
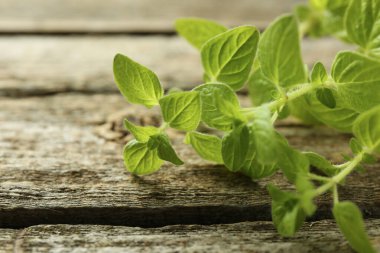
(345, 0, 380, 56)
(201, 26, 259, 90)
(304, 152, 339, 176)
(316, 88, 336, 109)
(248, 106, 279, 165)
(241, 155, 278, 180)
(175, 18, 227, 50)
(185, 132, 223, 164)
(303, 94, 359, 132)
(113, 54, 163, 108)
(149, 134, 184, 165)
(194, 83, 244, 130)
(353, 105, 380, 153)
(124, 119, 159, 142)
(310, 62, 328, 84)
(222, 124, 250, 172)
(258, 15, 306, 88)
(277, 137, 310, 183)
(248, 68, 278, 106)
(332, 51, 380, 112)
(333, 201, 376, 253)
(268, 185, 306, 237)
(123, 140, 163, 175)
(159, 91, 201, 131)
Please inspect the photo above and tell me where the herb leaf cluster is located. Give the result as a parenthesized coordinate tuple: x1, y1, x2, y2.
(113, 1, 379, 252)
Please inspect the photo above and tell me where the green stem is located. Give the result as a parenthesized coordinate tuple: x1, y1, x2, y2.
(333, 185, 339, 205)
(267, 83, 318, 111)
(308, 173, 330, 182)
(243, 82, 319, 119)
(159, 122, 169, 132)
(314, 152, 365, 196)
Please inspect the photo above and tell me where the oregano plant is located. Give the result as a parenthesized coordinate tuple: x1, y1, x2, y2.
(113, 0, 379, 252)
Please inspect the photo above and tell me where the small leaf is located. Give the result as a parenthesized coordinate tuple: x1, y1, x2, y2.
(150, 134, 184, 165)
(175, 18, 227, 50)
(194, 83, 244, 130)
(258, 15, 306, 88)
(333, 201, 376, 253)
(310, 62, 328, 84)
(159, 91, 201, 131)
(201, 26, 259, 90)
(353, 105, 380, 153)
(124, 119, 159, 142)
(316, 88, 336, 108)
(185, 132, 223, 164)
(123, 140, 163, 175)
(113, 54, 163, 108)
(267, 185, 306, 237)
(222, 124, 250, 172)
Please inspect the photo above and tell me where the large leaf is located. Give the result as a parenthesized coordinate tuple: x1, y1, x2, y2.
(258, 15, 306, 88)
(248, 106, 279, 165)
(333, 201, 376, 253)
(345, 0, 380, 56)
(268, 185, 306, 237)
(194, 83, 244, 131)
(222, 124, 250, 172)
(201, 26, 259, 90)
(159, 91, 201, 131)
(175, 18, 227, 49)
(185, 132, 223, 164)
(332, 51, 380, 112)
(123, 140, 163, 175)
(113, 54, 163, 108)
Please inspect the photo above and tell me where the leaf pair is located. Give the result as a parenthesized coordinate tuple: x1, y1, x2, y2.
(123, 120, 183, 175)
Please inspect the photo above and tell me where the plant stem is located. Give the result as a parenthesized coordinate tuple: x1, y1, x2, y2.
(243, 82, 319, 119)
(159, 122, 169, 132)
(266, 83, 318, 111)
(308, 173, 330, 182)
(314, 152, 365, 196)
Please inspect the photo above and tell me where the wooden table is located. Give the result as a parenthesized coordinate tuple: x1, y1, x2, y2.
(0, 1, 379, 252)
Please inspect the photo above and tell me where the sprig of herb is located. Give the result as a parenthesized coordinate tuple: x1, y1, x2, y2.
(112, 1, 379, 251)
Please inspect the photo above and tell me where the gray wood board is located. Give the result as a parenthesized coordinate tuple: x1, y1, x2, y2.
(0, 94, 378, 228)
(0, 0, 303, 33)
(0, 36, 351, 97)
(1, 221, 380, 253)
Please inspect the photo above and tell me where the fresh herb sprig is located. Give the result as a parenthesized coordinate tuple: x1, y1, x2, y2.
(112, 0, 379, 251)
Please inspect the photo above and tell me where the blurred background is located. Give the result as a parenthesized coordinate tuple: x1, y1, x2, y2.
(0, 0, 315, 97)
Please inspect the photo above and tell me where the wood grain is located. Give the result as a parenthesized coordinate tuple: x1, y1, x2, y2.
(0, 94, 378, 228)
(0, 0, 303, 33)
(0, 36, 351, 97)
(1, 221, 380, 253)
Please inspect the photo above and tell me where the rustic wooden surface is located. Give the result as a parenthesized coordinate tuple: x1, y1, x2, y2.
(0, 37, 351, 97)
(1, 0, 379, 252)
(0, 0, 303, 33)
(1, 221, 380, 253)
(1, 94, 379, 230)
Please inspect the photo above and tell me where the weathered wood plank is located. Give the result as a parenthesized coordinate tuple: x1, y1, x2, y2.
(0, 94, 379, 228)
(0, 229, 16, 253)
(0, 36, 351, 97)
(1, 221, 380, 253)
(0, 0, 303, 33)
